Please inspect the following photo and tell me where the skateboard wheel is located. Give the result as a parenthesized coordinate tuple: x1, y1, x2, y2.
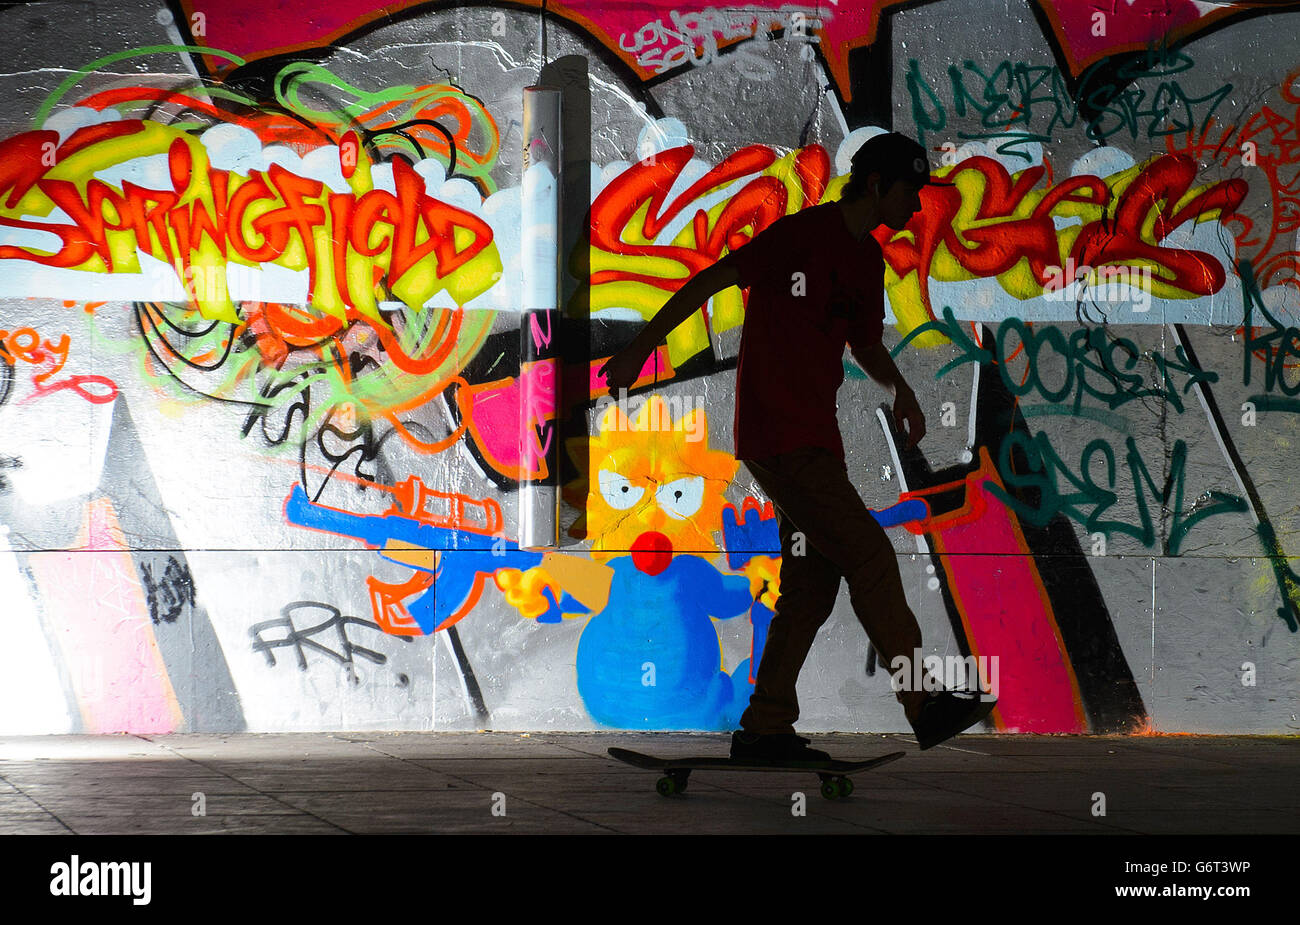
(657, 772, 688, 796)
(820, 779, 840, 801)
(841, 778, 854, 798)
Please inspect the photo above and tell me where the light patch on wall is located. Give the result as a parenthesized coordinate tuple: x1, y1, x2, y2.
(1, 390, 114, 506)
(0, 530, 73, 733)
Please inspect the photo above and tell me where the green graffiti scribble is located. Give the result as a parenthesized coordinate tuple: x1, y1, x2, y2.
(35, 45, 247, 129)
(891, 265, 1298, 632)
(1240, 258, 1300, 398)
(896, 306, 1215, 414)
(273, 62, 500, 193)
(906, 48, 1231, 155)
(1018, 403, 1131, 434)
(988, 430, 1247, 557)
(893, 306, 993, 377)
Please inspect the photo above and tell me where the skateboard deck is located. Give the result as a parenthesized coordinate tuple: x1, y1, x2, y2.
(608, 747, 904, 799)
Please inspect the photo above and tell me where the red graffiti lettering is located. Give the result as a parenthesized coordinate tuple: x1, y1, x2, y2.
(0, 122, 495, 317)
(880, 153, 1245, 316)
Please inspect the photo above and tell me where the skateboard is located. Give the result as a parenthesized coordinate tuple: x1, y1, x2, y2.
(608, 747, 904, 800)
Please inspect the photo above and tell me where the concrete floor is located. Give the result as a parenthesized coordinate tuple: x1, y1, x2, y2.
(1, 732, 1297, 835)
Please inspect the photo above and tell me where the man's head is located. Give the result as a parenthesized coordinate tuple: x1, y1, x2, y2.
(843, 132, 948, 229)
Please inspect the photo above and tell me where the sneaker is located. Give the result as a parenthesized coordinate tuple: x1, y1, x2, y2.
(910, 690, 997, 750)
(730, 730, 832, 764)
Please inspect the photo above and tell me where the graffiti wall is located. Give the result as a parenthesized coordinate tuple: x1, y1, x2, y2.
(1, 0, 1296, 734)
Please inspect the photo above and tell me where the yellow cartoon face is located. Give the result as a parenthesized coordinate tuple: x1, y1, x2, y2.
(564, 394, 738, 563)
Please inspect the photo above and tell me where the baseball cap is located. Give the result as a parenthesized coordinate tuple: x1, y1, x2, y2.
(849, 132, 953, 189)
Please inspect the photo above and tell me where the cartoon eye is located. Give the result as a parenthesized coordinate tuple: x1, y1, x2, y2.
(598, 469, 645, 510)
(655, 476, 704, 519)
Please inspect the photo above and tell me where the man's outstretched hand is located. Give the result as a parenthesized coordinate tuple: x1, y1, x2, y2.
(892, 385, 927, 450)
(598, 347, 647, 395)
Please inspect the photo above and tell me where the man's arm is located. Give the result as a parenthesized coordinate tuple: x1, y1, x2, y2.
(599, 257, 741, 393)
(851, 339, 909, 394)
(851, 339, 927, 449)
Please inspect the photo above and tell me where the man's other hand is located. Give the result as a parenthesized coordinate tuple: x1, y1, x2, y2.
(598, 348, 646, 396)
(892, 386, 927, 450)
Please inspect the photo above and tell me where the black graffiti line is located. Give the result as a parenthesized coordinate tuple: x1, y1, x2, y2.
(443, 623, 490, 725)
(1171, 319, 1300, 632)
(139, 556, 196, 624)
(132, 304, 272, 410)
(137, 302, 238, 372)
(250, 604, 390, 670)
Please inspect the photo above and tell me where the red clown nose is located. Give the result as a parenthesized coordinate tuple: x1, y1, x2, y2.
(630, 531, 673, 575)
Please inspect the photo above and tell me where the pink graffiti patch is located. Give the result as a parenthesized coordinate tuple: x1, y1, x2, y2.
(924, 458, 1087, 733)
(1037, 0, 1245, 76)
(468, 359, 555, 476)
(177, 0, 889, 100)
(29, 498, 183, 733)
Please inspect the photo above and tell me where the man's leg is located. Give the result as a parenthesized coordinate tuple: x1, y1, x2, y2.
(743, 447, 928, 723)
(738, 495, 841, 734)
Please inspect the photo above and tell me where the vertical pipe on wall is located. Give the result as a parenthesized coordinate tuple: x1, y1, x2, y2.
(518, 85, 562, 549)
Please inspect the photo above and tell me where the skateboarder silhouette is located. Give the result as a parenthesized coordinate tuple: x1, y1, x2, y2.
(600, 132, 997, 761)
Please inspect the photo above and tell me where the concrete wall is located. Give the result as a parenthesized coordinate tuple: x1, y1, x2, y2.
(1, 0, 1297, 734)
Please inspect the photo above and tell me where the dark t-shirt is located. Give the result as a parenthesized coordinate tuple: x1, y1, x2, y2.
(726, 202, 885, 460)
